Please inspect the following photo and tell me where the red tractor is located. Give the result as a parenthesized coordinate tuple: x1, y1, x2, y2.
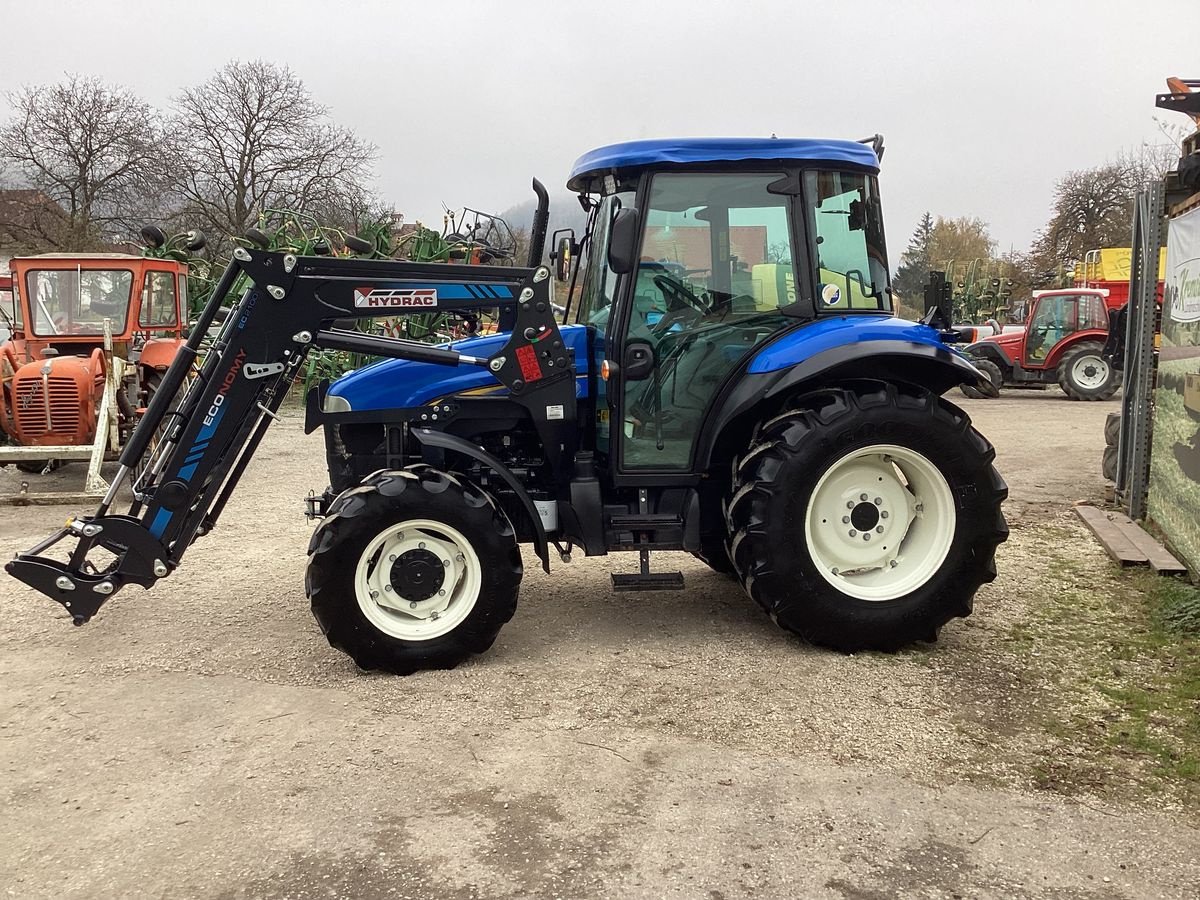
(961, 288, 1122, 401)
(0, 253, 190, 474)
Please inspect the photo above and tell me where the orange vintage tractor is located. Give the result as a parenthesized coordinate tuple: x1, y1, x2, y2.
(0, 251, 190, 477)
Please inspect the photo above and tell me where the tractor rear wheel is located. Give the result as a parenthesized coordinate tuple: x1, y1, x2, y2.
(306, 466, 522, 674)
(726, 381, 1008, 652)
(1057, 341, 1120, 401)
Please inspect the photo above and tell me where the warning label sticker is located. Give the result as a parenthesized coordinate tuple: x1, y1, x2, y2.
(516, 344, 544, 382)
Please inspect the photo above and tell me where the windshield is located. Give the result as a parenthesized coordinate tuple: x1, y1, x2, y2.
(27, 268, 134, 336)
(804, 170, 890, 312)
(574, 191, 635, 334)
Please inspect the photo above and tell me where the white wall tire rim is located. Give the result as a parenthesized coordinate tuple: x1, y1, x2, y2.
(1072, 355, 1109, 390)
(354, 518, 482, 641)
(804, 444, 956, 602)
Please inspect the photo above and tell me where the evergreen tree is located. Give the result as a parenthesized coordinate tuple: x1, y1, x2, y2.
(892, 211, 934, 302)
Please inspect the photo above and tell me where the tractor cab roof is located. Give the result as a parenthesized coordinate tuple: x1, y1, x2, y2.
(567, 137, 881, 191)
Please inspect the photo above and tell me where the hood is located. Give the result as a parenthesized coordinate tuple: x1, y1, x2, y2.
(326, 324, 590, 412)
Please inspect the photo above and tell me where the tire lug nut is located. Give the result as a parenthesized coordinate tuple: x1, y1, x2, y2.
(863, 534, 871, 541)
(881, 511, 889, 519)
(418, 541, 426, 549)
(860, 493, 868, 501)
(388, 554, 396, 562)
(438, 589, 446, 597)
(384, 584, 392, 592)
(849, 529, 857, 537)
(409, 601, 417, 609)
(876, 526, 884, 534)
(832, 568, 840, 576)
(874, 497, 882, 505)
(443, 559, 450, 567)
(842, 516, 850, 524)
(890, 559, 899, 568)
(846, 501, 854, 510)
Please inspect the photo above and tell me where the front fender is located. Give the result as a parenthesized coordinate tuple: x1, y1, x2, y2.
(409, 428, 551, 573)
(695, 326, 988, 471)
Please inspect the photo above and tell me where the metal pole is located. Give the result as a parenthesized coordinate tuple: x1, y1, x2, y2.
(1121, 184, 1164, 520)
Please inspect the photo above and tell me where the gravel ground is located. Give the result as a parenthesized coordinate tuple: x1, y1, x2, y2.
(2, 387, 1198, 899)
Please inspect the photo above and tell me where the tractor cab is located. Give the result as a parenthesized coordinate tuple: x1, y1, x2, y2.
(1022, 289, 1110, 367)
(561, 138, 893, 473)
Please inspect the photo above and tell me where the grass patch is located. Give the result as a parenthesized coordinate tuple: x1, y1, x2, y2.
(1147, 576, 1200, 635)
(1004, 542, 1200, 807)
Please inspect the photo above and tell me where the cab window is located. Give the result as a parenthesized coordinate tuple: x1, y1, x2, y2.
(140, 271, 178, 328)
(804, 170, 890, 312)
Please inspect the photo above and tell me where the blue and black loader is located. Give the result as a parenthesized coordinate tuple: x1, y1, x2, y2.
(7, 136, 1009, 674)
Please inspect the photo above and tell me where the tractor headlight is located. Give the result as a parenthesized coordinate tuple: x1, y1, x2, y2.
(323, 394, 352, 413)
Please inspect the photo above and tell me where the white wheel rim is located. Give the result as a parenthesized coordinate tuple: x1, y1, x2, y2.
(804, 444, 956, 602)
(354, 518, 482, 641)
(1072, 355, 1109, 390)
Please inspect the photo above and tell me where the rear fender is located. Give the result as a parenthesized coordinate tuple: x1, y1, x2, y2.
(695, 339, 987, 472)
(1042, 329, 1108, 370)
(963, 340, 1014, 369)
(138, 337, 185, 373)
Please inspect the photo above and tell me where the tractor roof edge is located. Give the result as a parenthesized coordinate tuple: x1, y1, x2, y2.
(567, 137, 880, 191)
(13, 252, 148, 261)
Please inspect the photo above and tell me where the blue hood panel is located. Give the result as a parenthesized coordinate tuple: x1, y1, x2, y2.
(327, 324, 590, 411)
(748, 316, 954, 374)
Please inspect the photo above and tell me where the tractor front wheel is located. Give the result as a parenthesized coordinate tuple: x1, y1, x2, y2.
(959, 357, 1003, 399)
(726, 381, 1008, 652)
(1057, 341, 1120, 401)
(306, 466, 522, 674)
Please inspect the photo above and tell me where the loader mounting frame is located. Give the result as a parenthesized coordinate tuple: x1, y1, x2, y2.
(6, 248, 575, 624)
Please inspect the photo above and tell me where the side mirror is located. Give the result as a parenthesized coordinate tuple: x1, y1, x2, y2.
(607, 207, 640, 275)
(551, 231, 574, 282)
(622, 338, 655, 380)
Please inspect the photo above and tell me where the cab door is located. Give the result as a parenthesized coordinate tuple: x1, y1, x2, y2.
(614, 172, 800, 472)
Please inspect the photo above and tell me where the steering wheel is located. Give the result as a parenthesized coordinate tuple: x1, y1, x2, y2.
(653, 274, 710, 315)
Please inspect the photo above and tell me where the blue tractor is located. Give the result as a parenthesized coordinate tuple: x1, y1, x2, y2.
(8, 136, 1008, 674)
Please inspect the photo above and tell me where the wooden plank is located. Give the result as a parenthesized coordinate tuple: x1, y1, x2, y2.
(0, 445, 96, 460)
(1106, 511, 1189, 577)
(1074, 505, 1149, 567)
(0, 491, 103, 507)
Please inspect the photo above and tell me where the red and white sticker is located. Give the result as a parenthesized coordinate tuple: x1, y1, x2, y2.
(353, 288, 438, 308)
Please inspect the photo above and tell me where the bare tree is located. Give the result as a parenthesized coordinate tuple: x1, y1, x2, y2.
(1028, 146, 1176, 283)
(0, 75, 164, 250)
(167, 60, 377, 250)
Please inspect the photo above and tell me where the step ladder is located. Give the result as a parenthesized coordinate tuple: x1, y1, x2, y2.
(609, 489, 685, 592)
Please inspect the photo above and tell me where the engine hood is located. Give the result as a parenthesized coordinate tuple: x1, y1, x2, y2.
(325, 324, 590, 412)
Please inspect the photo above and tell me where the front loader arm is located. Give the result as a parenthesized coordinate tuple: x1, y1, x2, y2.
(6, 249, 575, 624)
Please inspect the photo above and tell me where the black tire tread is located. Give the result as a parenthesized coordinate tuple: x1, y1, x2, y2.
(1057, 341, 1121, 401)
(306, 465, 522, 674)
(726, 381, 1008, 652)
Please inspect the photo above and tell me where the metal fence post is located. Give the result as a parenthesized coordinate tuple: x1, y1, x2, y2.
(1117, 184, 1164, 520)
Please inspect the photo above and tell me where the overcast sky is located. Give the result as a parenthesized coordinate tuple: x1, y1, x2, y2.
(1, 0, 1195, 255)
